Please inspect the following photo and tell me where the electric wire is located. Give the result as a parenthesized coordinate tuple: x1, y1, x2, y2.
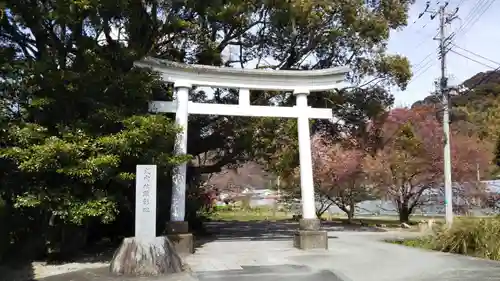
(449, 49, 497, 69)
(449, 43, 500, 65)
(453, 0, 497, 39)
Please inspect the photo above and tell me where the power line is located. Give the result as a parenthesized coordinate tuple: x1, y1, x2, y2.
(449, 43, 500, 65)
(465, 0, 495, 29)
(453, 0, 497, 39)
(362, 0, 498, 98)
(413, 51, 435, 69)
(359, 2, 443, 90)
(365, 55, 437, 90)
(409, 46, 444, 84)
(445, 47, 500, 92)
(461, 0, 496, 37)
(442, 0, 500, 93)
(410, 60, 437, 84)
(359, 50, 438, 90)
(464, 64, 500, 91)
(455, 0, 487, 34)
(412, 29, 440, 50)
(405, 2, 442, 72)
(449, 49, 497, 69)
(406, 2, 459, 89)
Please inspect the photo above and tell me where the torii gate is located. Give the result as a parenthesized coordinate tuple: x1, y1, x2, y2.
(134, 58, 349, 250)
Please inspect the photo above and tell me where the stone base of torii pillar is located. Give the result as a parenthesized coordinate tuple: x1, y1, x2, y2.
(165, 221, 194, 255)
(293, 218, 328, 250)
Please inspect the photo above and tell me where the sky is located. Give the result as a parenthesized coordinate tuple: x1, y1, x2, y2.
(388, 0, 500, 107)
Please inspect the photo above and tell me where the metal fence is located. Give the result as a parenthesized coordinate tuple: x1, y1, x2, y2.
(245, 197, 498, 217)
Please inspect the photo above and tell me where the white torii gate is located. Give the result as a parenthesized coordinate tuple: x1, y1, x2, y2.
(134, 58, 349, 249)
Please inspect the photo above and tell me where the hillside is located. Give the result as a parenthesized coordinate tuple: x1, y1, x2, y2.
(411, 70, 500, 140)
(205, 162, 276, 191)
(412, 70, 500, 108)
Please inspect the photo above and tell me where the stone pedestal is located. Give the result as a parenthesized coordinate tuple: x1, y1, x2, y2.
(293, 218, 328, 250)
(165, 221, 194, 255)
(109, 236, 184, 276)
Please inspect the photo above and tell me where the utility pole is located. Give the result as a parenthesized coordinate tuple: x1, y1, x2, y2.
(425, 1, 459, 227)
(439, 3, 453, 227)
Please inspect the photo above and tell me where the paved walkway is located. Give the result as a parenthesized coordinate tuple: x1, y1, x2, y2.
(186, 221, 500, 281)
(37, 221, 500, 281)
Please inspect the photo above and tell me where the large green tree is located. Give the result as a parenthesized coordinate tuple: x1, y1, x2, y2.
(0, 0, 189, 259)
(243, 0, 413, 178)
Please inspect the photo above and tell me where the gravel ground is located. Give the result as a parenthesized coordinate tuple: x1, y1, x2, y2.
(1, 260, 110, 281)
(33, 261, 110, 279)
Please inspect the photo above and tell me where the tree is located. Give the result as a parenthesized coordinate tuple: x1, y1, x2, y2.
(0, 0, 191, 259)
(311, 134, 377, 221)
(364, 106, 493, 223)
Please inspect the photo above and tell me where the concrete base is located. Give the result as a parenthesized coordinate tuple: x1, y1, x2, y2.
(165, 221, 194, 255)
(166, 221, 190, 234)
(293, 218, 327, 250)
(293, 230, 328, 250)
(167, 233, 194, 255)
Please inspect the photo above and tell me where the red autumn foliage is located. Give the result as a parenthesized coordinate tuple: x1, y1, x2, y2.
(364, 106, 493, 222)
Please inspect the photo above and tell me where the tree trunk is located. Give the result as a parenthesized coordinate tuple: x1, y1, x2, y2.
(399, 206, 411, 223)
(346, 209, 354, 223)
(337, 205, 352, 224)
(347, 201, 355, 223)
(396, 197, 413, 223)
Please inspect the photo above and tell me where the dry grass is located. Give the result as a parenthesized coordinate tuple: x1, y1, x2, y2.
(209, 207, 445, 227)
(390, 216, 500, 261)
(209, 207, 292, 221)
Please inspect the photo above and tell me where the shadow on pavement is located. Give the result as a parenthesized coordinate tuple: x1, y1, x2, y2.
(35, 267, 192, 281)
(35, 265, 351, 281)
(194, 220, 386, 250)
(0, 261, 35, 281)
(193, 264, 348, 281)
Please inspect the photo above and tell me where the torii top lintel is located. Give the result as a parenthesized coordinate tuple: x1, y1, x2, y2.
(134, 57, 350, 92)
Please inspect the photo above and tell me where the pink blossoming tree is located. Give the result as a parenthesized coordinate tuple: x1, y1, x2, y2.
(364, 106, 493, 222)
